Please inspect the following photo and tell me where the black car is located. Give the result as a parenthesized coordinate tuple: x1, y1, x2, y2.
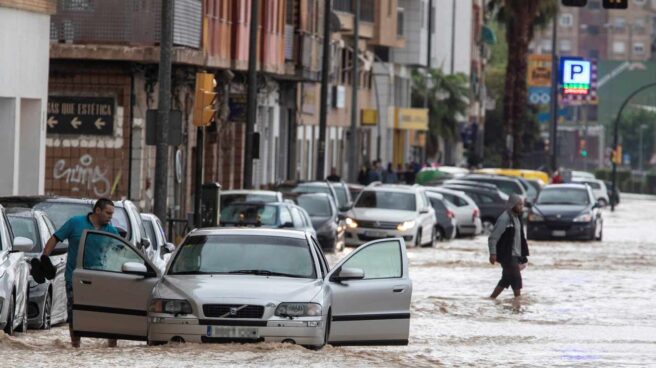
(274, 181, 344, 211)
(440, 184, 509, 234)
(527, 184, 603, 241)
(426, 192, 457, 240)
(459, 174, 528, 199)
(288, 193, 345, 252)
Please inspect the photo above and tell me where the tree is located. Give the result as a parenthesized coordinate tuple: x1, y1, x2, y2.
(488, 0, 557, 168)
(411, 68, 469, 162)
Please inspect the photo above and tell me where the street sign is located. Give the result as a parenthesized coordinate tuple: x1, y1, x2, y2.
(561, 57, 592, 96)
(528, 55, 553, 87)
(47, 96, 114, 136)
(528, 87, 551, 105)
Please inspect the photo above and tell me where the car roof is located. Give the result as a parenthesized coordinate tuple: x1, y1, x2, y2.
(542, 183, 590, 190)
(425, 191, 444, 200)
(441, 184, 499, 194)
(443, 180, 498, 190)
(426, 187, 467, 197)
(222, 190, 281, 196)
(363, 184, 421, 193)
(464, 174, 522, 183)
(5, 207, 40, 217)
(189, 227, 308, 239)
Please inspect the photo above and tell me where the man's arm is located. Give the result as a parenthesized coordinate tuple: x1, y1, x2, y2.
(43, 235, 59, 256)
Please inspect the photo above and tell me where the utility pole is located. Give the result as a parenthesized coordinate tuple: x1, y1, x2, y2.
(348, 0, 360, 182)
(154, 0, 173, 224)
(244, 0, 259, 189)
(425, 0, 433, 109)
(549, 11, 559, 174)
(316, 0, 332, 180)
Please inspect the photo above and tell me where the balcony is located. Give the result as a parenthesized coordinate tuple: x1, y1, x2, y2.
(333, 0, 374, 22)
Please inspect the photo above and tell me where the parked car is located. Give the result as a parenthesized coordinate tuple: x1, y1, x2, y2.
(141, 213, 176, 270)
(275, 182, 341, 211)
(6, 208, 68, 329)
(346, 184, 364, 202)
(572, 178, 610, 207)
(440, 184, 509, 234)
(459, 174, 528, 199)
(0, 197, 157, 270)
(475, 168, 550, 186)
(571, 170, 596, 180)
(343, 184, 437, 247)
(220, 190, 283, 210)
(0, 204, 31, 335)
(288, 193, 345, 252)
(219, 202, 316, 237)
(426, 187, 482, 237)
(425, 192, 457, 240)
(527, 183, 603, 241)
(328, 182, 353, 212)
(71, 228, 412, 348)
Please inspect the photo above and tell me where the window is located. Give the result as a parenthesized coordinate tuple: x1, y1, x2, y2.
(613, 17, 626, 31)
(560, 39, 572, 52)
(634, 0, 647, 6)
(298, 196, 333, 217)
(341, 240, 402, 279)
(587, 25, 600, 35)
(560, 14, 573, 27)
(613, 41, 626, 54)
(83, 233, 145, 273)
(633, 42, 645, 54)
(397, 7, 404, 37)
(589, 0, 601, 9)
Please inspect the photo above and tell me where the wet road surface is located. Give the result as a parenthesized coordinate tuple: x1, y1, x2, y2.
(2, 194, 655, 367)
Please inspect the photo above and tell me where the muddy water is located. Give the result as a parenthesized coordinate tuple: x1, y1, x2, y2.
(2, 195, 655, 367)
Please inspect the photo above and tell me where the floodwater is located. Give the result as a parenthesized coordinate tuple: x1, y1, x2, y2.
(2, 195, 655, 367)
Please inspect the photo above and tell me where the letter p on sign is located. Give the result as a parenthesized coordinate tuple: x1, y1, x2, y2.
(563, 60, 591, 85)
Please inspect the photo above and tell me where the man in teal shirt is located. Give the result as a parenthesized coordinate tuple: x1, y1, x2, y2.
(43, 198, 119, 348)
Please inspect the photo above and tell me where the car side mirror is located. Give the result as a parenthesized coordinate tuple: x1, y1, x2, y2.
(162, 242, 176, 254)
(121, 262, 154, 277)
(12, 236, 35, 253)
(51, 242, 69, 256)
(141, 238, 151, 249)
(330, 267, 365, 283)
(116, 227, 128, 239)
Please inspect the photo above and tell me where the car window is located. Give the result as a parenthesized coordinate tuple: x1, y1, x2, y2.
(299, 208, 313, 228)
(0, 213, 6, 251)
(490, 180, 523, 196)
(83, 232, 145, 273)
(155, 218, 167, 242)
(297, 196, 333, 217)
(479, 194, 495, 204)
(170, 235, 316, 278)
(340, 240, 402, 279)
(311, 238, 328, 277)
(585, 181, 601, 190)
(428, 197, 447, 214)
(331, 185, 350, 208)
(220, 204, 279, 226)
(221, 193, 278, 209)
(537, 188, 590, 205)
(354, 191, 417, 211)
(8, 216, 42, 253)
(127, 202, 147, 241)
(143, 218, 159, 251)
(280, 207, 293, 225)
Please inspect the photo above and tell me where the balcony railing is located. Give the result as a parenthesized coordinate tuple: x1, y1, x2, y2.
(50, 0, 201, 48)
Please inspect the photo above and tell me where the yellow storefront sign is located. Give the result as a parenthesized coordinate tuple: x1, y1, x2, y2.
(394, 108, 428, 131)
(361, 109, 377, 126)
(528, 54, 552, 87)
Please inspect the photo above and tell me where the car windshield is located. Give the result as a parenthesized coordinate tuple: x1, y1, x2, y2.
(220, 193, 278, 209)
(7, 216, 41, 253)
(297, 196, 332, 217)
(292, 184, 331, 196)
(355, 191, 416, 211)
(33, 202, 131, 239)
(169, 235, 315, 278)
(331, 186, 349, 208)
(220, 204, 279, 226)
(537, 188, 590, 205)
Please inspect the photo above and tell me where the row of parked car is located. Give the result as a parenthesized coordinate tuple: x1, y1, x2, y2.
(0, 196, 175, 335)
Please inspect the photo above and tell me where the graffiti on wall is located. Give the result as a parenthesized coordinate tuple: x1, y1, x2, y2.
(53, 154, 112, 196)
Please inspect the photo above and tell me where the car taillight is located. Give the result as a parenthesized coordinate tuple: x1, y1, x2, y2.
(447, 210, 455, 219)
(472, 209, 479, 221)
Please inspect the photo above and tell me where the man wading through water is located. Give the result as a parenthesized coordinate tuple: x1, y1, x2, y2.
(42, 198, 120, 348)
(488, 194, 529, 299)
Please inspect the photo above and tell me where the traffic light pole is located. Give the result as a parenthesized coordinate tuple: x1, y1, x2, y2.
(244, 0, 259, 189)
(194, 126, 204, 228)
(610, 81, 656, 211)
(154, 0, 173, 224)
(316, 0, 332, 180)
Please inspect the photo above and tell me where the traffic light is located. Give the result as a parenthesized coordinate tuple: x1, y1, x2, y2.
(603, 0, 628, 9)
(611, 145, 623, 165)
(192, 72, 217, 127)
(579, 139, 588, 158)
(562, 0, 587, 6)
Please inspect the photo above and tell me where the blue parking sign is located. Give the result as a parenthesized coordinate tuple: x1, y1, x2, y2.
(560, 57, 592, 96)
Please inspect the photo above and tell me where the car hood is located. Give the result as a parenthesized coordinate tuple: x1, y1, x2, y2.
(349, 208, 416, 222)
(532, 204, 588, 220)
(158, 275, 324, 304)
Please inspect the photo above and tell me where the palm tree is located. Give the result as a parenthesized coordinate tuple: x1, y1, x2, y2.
(412, 68, 469, 161)
(488, 0, 557, 168)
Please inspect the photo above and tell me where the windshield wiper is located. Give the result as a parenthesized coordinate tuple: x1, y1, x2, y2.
(228, 269, 305, 278)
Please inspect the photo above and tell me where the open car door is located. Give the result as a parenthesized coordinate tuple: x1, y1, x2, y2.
(73, 230, 160, 341)
(326, 238, 412, 345)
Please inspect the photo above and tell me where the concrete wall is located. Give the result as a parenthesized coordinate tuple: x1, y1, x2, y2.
(0, 6, 50, 195)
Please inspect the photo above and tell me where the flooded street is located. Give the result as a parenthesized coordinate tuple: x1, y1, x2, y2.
(2, 194, 655, 367)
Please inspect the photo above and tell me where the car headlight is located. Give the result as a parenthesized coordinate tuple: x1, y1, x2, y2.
(397, 220, 416, 232)
(275, 303, 322, 317)
(573, 213, 593, 222)
(528, 213, 544, 222)
(345, 218, 358, 229)
(149, 299, 193, 315)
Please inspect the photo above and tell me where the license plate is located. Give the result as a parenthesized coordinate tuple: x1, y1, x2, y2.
(365, 231, 387, 238)
(552, 230, 566, 237)
(207, 326, 259, 339)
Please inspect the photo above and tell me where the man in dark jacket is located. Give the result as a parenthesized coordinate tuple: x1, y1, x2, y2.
(488, 194, 529, 299)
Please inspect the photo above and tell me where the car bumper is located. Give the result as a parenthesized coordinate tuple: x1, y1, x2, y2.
(458, 218, 482, 236)
(27, 282, 48, 327)
(527, 221, 595, 240)
(148, 316, 326, 346)
(345, 228, 415, 246)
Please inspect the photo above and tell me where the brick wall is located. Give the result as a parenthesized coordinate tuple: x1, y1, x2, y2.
(0, 0, 55, 14)
(46, 64, 132, 199)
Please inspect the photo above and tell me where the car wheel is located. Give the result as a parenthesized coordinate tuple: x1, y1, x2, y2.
(16, 295, 28, 333)
(482, 220, 495, 235)
(3, 294, 15, 336)
(429, 227, 438, 247)
(414, 229, 422, 247)
(41, 292, 52, 330)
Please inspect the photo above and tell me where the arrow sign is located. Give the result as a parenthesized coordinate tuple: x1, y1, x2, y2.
(70, 117, 82, 129)
(94, 118, 106, 130)
(47, 116, 59, 128)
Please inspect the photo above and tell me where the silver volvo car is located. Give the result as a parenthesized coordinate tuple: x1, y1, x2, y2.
(71, 228, 412, 348)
